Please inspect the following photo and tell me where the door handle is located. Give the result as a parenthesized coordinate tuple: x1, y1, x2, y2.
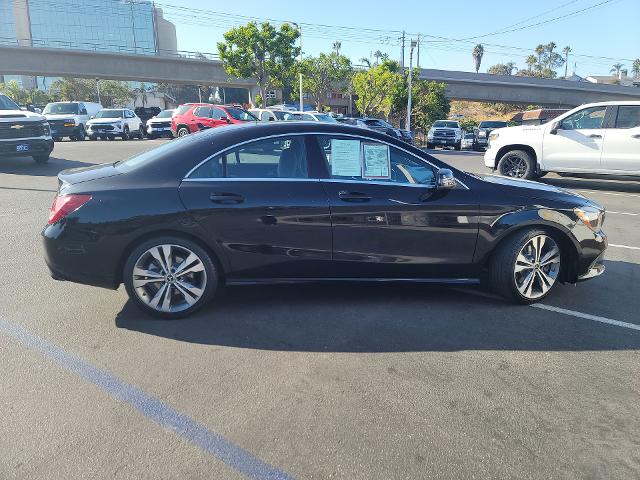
(338, 191, 372, 202)
(209, 192, 244, 204)
(589, 134, 602, 139)
(631, 134, 640, 139)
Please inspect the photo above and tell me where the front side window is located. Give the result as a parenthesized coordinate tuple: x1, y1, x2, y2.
(188, 136, 309, 179)
(561, 106, 606, 130)
(210, 107, 226, 120)
(316, 135, 437, 186)
(225, 107, 257, 121)
(194, 106, 211, 118)
(615, 106, 640, 129)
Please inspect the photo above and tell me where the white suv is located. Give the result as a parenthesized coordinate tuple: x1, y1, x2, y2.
(485, 101, 640, 179)
(426, 120, 464, 150)
(86, 108, 144, 141)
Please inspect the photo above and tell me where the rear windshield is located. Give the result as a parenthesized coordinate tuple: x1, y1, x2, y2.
(479, 121, 508, 128)
(0, 94, 21, 110)
(95, 109, 124, 118)
(225, 107, 257, 121)
(115, 136, 193, 173)
(432, 121, 459, 128)
(44, 103, 79, 115)
(314, 113, 337, 123)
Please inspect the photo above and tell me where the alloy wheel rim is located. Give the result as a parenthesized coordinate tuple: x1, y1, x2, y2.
(514, 235, 561, 299)
(501, 155, 527, 178)
(132, 244, 207, 313)
(178, 129, 188, 137)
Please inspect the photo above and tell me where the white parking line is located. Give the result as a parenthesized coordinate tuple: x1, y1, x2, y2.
(575, 189, 640, 199)
(531, 304, 640, 331)
(607, 211, 640, 217)
(609, 244, 640, 251)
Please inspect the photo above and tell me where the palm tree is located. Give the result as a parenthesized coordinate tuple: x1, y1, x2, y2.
(633, 59, 640, 79)
(525, 55, 537, 73)
(610, 63, 624, 78)
(373, 50, 384, 65)
(332, 41, 341, 56)
(534, 44, 546, 65)
(472, 44, 484, 73)
(562, 46, 572, 78)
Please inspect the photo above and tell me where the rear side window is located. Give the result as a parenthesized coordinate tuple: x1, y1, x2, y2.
(194, 106, 211, 118)
(188, 136, 309, 179)
(174, 105, 191, 115)
(615, 106, 640, 129)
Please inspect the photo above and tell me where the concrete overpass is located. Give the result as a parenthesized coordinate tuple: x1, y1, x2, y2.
(2, 44, 640, 107)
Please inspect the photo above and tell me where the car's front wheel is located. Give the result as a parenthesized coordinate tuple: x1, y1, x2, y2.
(33, 154, 50, 164)
(490, 229, 562, 304)
(176, 126, 190, 138)
(123, 237, 219, 319)
(121, 126, 130, 140)
(497, 149, 536, 179)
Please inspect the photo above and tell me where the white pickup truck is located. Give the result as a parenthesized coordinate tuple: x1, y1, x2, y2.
(484, 101, 640, 179)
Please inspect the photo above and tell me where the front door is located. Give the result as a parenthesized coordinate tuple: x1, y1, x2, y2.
(178, 134, 333, 280)
(542, 105, 609, 172)
(311, 134, 479, 279)
(601, 105, 640, 174)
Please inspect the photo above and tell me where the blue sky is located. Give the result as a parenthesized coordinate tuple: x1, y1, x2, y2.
(160, 0, 638, 77)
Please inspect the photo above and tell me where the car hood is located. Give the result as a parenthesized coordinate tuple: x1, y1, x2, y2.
(0, 109, 46, 121)
(58, 163, 121, 188)
(87, 117, 122, 124)
(45, 114, 77, 120)
(478, 174, 591, 206)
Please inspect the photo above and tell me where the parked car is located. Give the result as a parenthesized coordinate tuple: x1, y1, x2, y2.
(472, 120, 508, 151)
(339, 117, 402, 140)
(485, 101, 640, 179)
(134, 106, 162, 127)
(44, 121, 607, 319)
(43, 101, 102, 142)
(292, 111, 338, 123)
(145, 109, 175, 139)
(86, 108, 144, 140)
(426, 120, 464, 150)
(0, 92, 53, 163)
(171, 104, 257, 137)
(398, 129, 415, 145)
(249, 108, 298, 122)
(461, 132, 475, 150)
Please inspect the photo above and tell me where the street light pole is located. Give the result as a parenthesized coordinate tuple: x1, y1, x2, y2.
(95, 78, 101, 104)
(406, 40, 417, 131)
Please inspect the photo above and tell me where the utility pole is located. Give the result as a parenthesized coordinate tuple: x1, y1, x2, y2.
(299, 26, 303, 112)
(417, 34, 420, 69)
(400, 31, 406, 68)
(406, 39, 417, 131)
(95, 78, 101, 104)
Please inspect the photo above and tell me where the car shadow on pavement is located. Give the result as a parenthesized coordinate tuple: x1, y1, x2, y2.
(115, 261, 640, 353)
(0, 155, 94, 177)
(542, 175, 640, 195)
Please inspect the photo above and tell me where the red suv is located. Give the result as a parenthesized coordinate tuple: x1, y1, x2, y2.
(171, 103, 257, 137)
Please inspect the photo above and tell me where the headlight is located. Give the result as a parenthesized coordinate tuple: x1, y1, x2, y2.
(574, 206, 605, 232)
(478, 131, 486, 137)
(427, 130, 434, 138)
(42, 122, 50, 136)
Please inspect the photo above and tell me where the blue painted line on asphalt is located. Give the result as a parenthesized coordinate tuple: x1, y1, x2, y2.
(0, 317, 295, 480)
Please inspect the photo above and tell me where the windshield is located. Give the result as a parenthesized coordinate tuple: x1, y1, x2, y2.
(479, 121, 508, 128)
(225, 107, 257, 121)
(273, 111, 295, 120)
(156, 110, 174, 118)
(0, 94, 20, 110)
(94, 109, 124, 118)
(432, 121, 459, 128)
(314, 113, 337, 123)
(43, 103, 79, 115)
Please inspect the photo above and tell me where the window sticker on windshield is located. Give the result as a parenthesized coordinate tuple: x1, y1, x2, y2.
(331, 139, 362, 177)
(362, 143, 390, 179)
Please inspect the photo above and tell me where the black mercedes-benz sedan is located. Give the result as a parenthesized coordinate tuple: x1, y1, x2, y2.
(43, 122, 607, 318)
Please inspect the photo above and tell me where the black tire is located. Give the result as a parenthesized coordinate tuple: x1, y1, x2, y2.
(426, 142, 434, 149)
(176, 126, 190, 138)
(147, 133, 157, 140)
(454, 141, 462, 151)
(53, 137, 62, 142)
(490, 228, 562, 304)
(121, 126, 130, 140)
(138, 125, 145, 139)
(497, 149, 536, 179)
(89, 135, 97, 141)
(123, 236, 219, 319)
(33, 154, 49, 164)
(73, 125, 85, 141)
(107, 136, 114, 141)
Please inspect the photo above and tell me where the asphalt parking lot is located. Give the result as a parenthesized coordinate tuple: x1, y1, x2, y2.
(1, 138, 639, 479)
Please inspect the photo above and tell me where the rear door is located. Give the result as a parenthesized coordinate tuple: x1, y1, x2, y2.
(191, 106, 214, 130)
(311, 134, 479, 279)
(600, 105, 640, 174)
(178, 134, 332, 280)
(542, 105, 610, 172)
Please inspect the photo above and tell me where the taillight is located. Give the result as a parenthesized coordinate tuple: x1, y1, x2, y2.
(48, 194, 92, 225)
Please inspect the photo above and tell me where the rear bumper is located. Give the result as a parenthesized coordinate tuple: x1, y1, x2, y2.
(0, 138, 54, 157)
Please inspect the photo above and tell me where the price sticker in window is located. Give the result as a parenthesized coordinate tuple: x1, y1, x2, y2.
(362, 143, 390, 179)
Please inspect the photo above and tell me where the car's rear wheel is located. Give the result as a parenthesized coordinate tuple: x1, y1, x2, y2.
(121, 126, 130, 140)
(177, 126, 190, 137)
(123, 237, 218, 319)
(497, 149, 536, 179)
(490, 229, 562, 304)
(138, 125, 145, 139)
(426, 142, 434, 149)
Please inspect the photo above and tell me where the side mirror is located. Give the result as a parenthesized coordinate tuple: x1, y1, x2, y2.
(220, 115, 230, 123)
(549, 121, 561, 135)
(436, 168, 456, 189)
(268, 117, 275, 121)
(90, 115, 95, 119)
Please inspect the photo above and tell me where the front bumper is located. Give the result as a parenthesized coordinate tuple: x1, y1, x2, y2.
(147, 125, 172, 136)
(429, 137, 459, 146)
(0, 138, 54, 157)
(87, 124, 123, 136)
(50, 124, 81, 138)
(484, 145, 498, 168)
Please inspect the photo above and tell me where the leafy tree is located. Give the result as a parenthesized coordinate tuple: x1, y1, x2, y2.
(0, 80, 28, 104)
(217, 21, 300, 108)
(411, 81, 450, 131)
(525, 55, 537, 72)
(352, 60, 401, 117)
(50, 77, 94, 101)
(487, 62, 516, 75)
(472, 44, 484, 73)
(99, 80, 134, 107)
(332, 41, 341, 55)
(610, 63, 624, 77)
(134, 82, 150, 107)
(459, 118, 479, 132)
(562, 46, 572, 78)
(633, 59, 640, 79)
(294, 52, 352, 110)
